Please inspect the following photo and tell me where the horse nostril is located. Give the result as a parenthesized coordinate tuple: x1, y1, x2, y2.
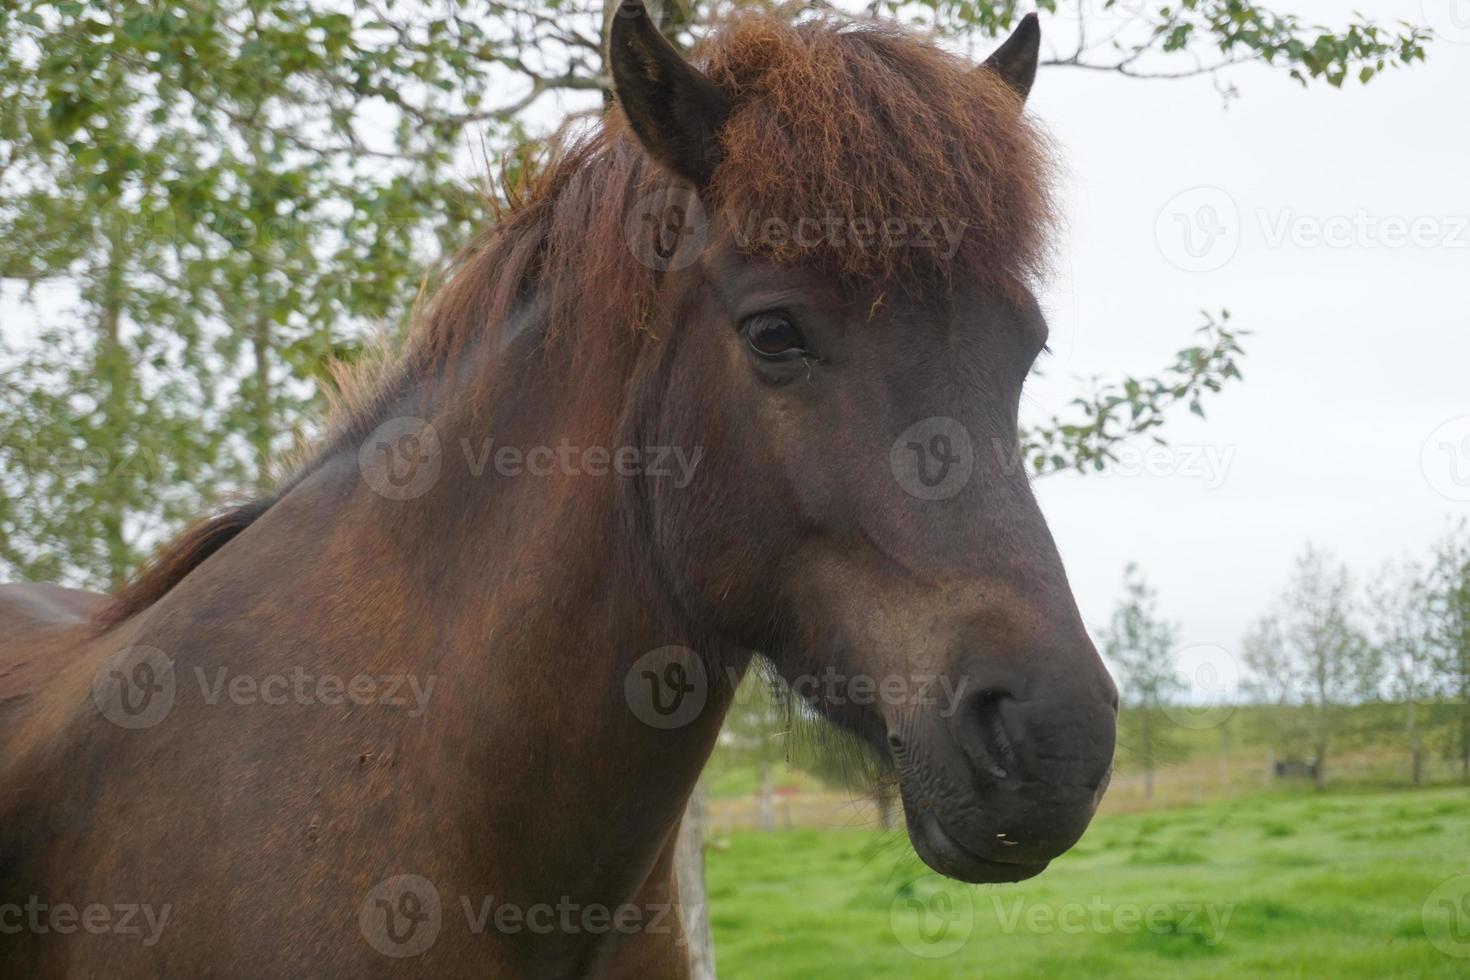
(954, 688, 1022, 783)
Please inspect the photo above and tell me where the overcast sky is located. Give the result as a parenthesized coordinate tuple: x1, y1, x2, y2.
(1020, 0, 1470, 690)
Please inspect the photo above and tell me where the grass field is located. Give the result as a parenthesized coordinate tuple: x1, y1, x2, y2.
(705, 786, 1470, 978)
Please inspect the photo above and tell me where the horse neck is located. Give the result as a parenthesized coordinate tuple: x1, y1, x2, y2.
(292, 290, 742, 894)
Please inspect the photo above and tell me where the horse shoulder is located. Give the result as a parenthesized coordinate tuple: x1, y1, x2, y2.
(0, 582, 103, 721)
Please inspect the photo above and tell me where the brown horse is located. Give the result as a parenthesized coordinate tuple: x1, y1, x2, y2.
(0, 5, 1116, 977)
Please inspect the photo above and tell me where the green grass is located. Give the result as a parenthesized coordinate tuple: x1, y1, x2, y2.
(706, 786, 1470, 978)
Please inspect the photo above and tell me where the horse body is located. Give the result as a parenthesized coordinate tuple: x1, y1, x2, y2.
(1, 375, 730, 976)
(2, 6, 1117, 977)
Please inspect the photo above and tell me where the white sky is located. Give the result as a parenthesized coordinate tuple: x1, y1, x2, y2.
(1022, 0, 1470, 677)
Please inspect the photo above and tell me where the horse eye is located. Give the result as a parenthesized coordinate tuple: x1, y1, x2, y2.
(743, 313, 806, 360)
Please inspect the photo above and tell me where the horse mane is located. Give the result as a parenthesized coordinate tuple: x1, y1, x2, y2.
(93, 12, 1055, 632)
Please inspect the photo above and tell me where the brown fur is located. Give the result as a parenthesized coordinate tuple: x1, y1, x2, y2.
(96, 14, 1053, 633)
(705, 15, 1054, 292)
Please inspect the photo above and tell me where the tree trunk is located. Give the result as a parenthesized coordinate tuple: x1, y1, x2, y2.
(875, 786, 898, 830)
(97, 229, 131, 583)
(756, 759, 774, 832)
(1406, 698, 1422, 788)
(1461, 673, 1469, 784)
(1141, 709, 1154, 799)
(675, 781, 716, 980)
(247, 115, 275, 485)
(1314, 739, 1328, 790)
(251, 304, 273, 481)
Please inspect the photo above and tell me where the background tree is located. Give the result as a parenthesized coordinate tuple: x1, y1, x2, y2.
(1366, 559, 1436, 786)
(1424, 521, 1470, 783)
(1100, 562, 1181, 798)
(1274, 545, 1367, 789)
(1240, 613, 1313, 775)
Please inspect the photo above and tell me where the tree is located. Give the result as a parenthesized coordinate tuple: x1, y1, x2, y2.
(1240, 613, 1312, 776)
(1424, 521, 1470, 783)
(1366, 559, 1436, 786)
(875, 0, 1427, 89)
(1099, 563, 1180, 798)
(1273, 545, 1367, 789)
(713, 671, 790, 833)
(1, 0, 492, 584)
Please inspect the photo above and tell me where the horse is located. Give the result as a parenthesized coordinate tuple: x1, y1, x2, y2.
(0, 5, 1117, 976)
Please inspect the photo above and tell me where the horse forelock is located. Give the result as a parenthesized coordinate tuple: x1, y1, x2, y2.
(402, 11, 1057, 379)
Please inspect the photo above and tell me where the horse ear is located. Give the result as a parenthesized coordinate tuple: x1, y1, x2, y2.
(608, 0, 731, 186)
(982, 13, 1041, 103)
